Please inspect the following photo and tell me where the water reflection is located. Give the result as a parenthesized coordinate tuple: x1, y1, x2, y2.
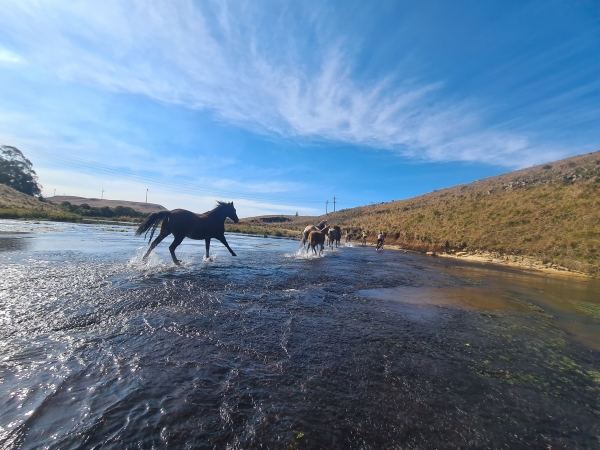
(430, 261, 600, 348)
(357, 285, 532, 313)
(0, 236, 32, 252)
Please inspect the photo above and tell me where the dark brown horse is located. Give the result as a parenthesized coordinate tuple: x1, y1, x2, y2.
(327, 225, 341, 248)
(135, 201, 239, 265)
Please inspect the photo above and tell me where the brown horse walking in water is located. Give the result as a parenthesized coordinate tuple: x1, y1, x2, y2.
(308, 226, 330, 256)
(300, 220, 328, 248)
(135, 201, 239, 265)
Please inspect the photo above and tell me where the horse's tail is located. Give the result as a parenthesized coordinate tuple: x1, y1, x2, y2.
(135, 211, 171, 243)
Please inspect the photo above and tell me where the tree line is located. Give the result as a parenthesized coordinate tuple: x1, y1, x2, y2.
(59, 202, 146, 218)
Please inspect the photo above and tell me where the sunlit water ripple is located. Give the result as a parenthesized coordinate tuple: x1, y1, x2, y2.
(0, 219, 599, 449)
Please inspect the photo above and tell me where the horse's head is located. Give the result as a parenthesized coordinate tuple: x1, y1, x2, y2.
(227, 202, 239, 223)
(216, 201, 239, 223)
(316, 220, 328, 230)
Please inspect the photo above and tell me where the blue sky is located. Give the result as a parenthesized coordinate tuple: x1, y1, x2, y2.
(0, 0, 598, 217)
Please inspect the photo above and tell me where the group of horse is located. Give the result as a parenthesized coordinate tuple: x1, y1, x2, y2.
(135, 201, 352, 265)
(300, 220, 345, 255)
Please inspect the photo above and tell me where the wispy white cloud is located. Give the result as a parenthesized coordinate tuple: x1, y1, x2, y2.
(0, 130, 308, 202)
(0, 1, 575, 167)
(38, 167, 319, 217)
(0, 46, 23, 64)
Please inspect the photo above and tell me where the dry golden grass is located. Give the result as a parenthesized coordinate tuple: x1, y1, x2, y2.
(0, 184, 61, 211)
(0, 184, 80, 220)
(238, 151, 600, 275)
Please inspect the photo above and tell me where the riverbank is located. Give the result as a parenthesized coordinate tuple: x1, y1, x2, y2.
(241, 151, 600, 277)
(228, 221, 596, 278)
(380, 243, 593, 278)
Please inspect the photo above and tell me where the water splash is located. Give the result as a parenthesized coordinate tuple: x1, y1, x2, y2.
(285, 248, 329, 259)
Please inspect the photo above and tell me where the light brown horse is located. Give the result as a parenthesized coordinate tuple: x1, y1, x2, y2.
(308, 226, 330, 256)
(135, 201, 239, 265)
(300, 220, 327, 248)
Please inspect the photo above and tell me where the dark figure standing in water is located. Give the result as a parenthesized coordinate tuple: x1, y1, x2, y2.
(135, 201, 239, 265)
(376, 231, 384, 251)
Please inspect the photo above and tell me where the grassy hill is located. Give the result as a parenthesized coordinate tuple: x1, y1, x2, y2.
(51, 196, 167, 213)
(0, 184, 79, 221)
(0, 186, 164, 222)
(231, 151, 600, 276)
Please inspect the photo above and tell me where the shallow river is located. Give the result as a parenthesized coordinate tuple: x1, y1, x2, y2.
(0, 220, 599, 449)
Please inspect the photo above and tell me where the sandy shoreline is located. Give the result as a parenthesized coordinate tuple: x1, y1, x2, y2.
(379, 244, 593, 279)
(272, 234, 595, 279)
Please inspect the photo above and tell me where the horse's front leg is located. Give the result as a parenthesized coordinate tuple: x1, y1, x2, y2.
(205, 238, 211, 259)
(217, 235, 237, 256)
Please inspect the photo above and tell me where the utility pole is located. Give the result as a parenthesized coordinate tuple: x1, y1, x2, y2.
(326, 200, 329, 215)
(146, 188, 148, 203)
(333, 196, 336, 212)
(101, 189, 104, 199)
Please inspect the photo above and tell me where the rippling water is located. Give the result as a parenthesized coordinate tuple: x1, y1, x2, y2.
(1, 219, 599, 449)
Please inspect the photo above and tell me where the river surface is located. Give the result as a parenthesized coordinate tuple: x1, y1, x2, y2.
(0, 219, 599, 449)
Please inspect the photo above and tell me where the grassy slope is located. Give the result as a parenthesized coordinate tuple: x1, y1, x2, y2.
(0, 185, 148, 222)
(232, 151, 600, 275)
(0, 184, 80, 221)
(50, 195, 167, 213)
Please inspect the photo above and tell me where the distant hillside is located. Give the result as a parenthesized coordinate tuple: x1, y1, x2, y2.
(235, 151, 600, 275)
(50, 196, 167, 214)
(0, 184, 60, 211)
(0, 187, 167, 221)
(0, 184, 79, 221)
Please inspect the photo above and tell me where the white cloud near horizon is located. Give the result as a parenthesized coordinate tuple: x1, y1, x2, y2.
(38, 167, 319, 217)
(0, 131, 310, 206)
(0, 0, 573, 168)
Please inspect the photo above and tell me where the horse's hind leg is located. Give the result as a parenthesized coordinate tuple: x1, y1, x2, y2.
(169, 234, 185, 265)
(143, 229, 170, 261)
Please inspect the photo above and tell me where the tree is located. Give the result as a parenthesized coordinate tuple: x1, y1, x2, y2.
(0, 145, 42, 197)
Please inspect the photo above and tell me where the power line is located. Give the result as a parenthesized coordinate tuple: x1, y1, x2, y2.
(2, 136, 356, 206)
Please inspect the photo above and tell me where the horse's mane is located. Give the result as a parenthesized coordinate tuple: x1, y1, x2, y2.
(213, 200, 232, 210)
